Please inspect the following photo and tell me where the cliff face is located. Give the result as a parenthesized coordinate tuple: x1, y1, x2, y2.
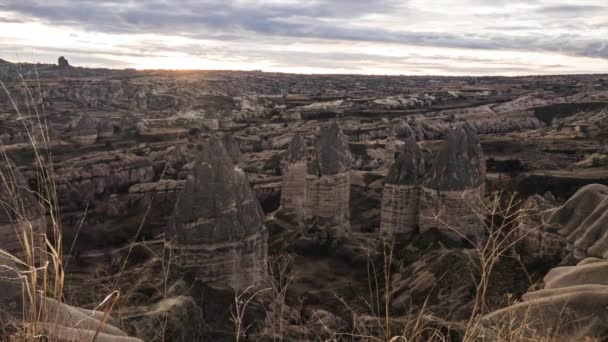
(305, 122, 353, 238)
(55, 153, 155, 210)
(168, 138, 267, 290)
(380, 135, 426, 237)
(419, 123, 486, 243)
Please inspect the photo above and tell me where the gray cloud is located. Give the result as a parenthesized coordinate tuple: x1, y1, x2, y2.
(536, 4, 606, 15)
(1, 0, 608, 74)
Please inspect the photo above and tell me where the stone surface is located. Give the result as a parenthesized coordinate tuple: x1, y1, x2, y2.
(167, 138, 268, 290)
(384, 130, 396, 167)
(57, 56, 70, 68)
(515, 194, 566, 265)
(307, 121, 353, 176)
(420, 123, 487, 243)
(55, 152, 155, 210)
(68, 113, 99, 145)
(516, 184, 608, 263)
(129, 295, 203, 341)
(390, 248, 529, 321)
(484, 258, 608, 341)
(380, 136, 426, 237)
(424, 123, 485, 191)
(544, 183, 608, 259)
(305, 122, 353, 238)
(221, 132, 242, 165)
(273, 133, 308, 229)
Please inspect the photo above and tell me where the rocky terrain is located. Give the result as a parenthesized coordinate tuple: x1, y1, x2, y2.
(1, 59, 608, 341)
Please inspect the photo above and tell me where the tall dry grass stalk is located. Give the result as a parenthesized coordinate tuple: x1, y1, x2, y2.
(0, 70, 127, 340)
(0, 71, 67, 339)
(1, 66, 188, 340)
(265, 254, 294, 341)
(314, 191, 546, 342)
(425, 190, 545, 341)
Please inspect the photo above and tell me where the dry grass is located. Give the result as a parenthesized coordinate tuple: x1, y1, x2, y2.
(242, 190, 582, 342)
(0, 71, 132, 341)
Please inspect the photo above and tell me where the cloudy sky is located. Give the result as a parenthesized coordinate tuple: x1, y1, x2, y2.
(1, 0, 608, 75)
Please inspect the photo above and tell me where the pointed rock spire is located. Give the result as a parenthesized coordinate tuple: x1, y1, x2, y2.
(308, 121, 353, 176)
(425, 122, 485, 191)
(286, 132, 307, 162)
(385, 135, 426, 185)
(221, 133, 241, 165)
(169, 138, 267, 289)
(173, 138, 263, 244)
(394, 119, 415, 139)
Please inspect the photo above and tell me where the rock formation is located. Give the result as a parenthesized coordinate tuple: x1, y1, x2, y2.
(117, 112, 142, 136)
(393, 119, 416, 139)
(544, 184, 608, 259)
(128, 291, 203, 341)
(273, 133, 308, 229)
(380, 135, 426, 238)
(167, 138, 268, 290)
(97, 118, 114, 140)
(305, 122, 353, 238)
(515, 194, 566, 265)
(389, 248, 528, 321)
(219, 110, 234, 129)
(4, 61, 608, 341)
(518, 184, 608, 263)
(55, 153, 155, 210)
(58, 56, 70, 68)
(384, 129, 396, 167)
(69, 113, 99, 145)
(484, 258, 608, 340)
(221, 132, 242, 165)
(420, 123, 486, 243)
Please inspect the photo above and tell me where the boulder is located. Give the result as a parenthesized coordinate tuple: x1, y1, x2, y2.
(516, 184, 608, 264)
(484, 258, 608, 341)
(129, 295, 203, 341)
(543, 183, 608, 259)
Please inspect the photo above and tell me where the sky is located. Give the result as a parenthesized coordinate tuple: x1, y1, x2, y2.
(1, 0, 608, 75)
